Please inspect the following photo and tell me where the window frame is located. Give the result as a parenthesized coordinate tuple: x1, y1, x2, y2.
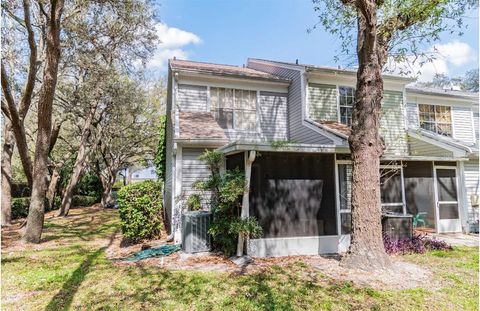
(418, 104, 453, 137)
(209, 86, 259, 132)
(338, 86, 355, 127)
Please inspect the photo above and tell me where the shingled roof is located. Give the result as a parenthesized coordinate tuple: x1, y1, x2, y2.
(178, 112, 227, 140)
(315, 120, 351, 137)
(170, 59, 290, 83)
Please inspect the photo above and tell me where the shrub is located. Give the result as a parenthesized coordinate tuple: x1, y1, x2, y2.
(383, 233, 453, 254)
(76, 173, 102, 199)
(195, 150, 263, 256)
(186, 194, 202, 211)
(112, 181, 124, 191)
(72, 195, 99, 207)
(117, 180, 163, 242)
(11, 198, 30, 219)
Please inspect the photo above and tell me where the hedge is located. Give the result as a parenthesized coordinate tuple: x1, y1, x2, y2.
(117, 180, 163, 242)
(11, 195, 98, 220)
(72, 195, 99, 207)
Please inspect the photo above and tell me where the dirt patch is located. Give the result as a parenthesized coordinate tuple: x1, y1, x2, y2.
(109, 245, 432, 289)
(1, 205, 116, 252)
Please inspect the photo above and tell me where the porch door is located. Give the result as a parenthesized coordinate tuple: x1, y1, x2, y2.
(434, 167, 461, 233)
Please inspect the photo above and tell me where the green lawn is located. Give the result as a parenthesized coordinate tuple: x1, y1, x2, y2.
(2, 207, 478, 311)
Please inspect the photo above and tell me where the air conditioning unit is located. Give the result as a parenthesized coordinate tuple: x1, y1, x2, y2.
(382, 213, 413, 240)
(181, 211, 212, 253)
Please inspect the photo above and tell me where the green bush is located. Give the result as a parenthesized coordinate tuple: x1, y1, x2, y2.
(11, 198, 31, 219)
(195, 150, 262, 255)
(76, 173, 102, 199)
(186, 194, 202, 211)
(11, 195, 94, 219)
(72, 195, 99, 207)
(117, 180, 163, 242)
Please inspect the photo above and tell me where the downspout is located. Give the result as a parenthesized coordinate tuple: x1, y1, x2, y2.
(236, 150, 256, 257)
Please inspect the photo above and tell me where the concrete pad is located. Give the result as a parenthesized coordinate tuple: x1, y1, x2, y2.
(429, 233, 479, 247)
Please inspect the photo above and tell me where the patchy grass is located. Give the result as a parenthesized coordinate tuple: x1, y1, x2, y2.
(2, 207, 478, 311)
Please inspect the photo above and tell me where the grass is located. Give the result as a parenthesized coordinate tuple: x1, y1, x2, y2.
(2, 207, 478, 311)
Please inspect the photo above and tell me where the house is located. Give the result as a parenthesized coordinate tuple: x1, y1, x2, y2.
(164, 58, 479, 257)
(125, 165, 157, 184)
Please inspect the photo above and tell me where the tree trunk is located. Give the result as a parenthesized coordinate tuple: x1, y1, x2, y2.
(46, 166, 60, 211)
(1, 121, 15, 226)
(100, 170, 117, 208)
(24, 0, 64, 243)
(58, 164, 85, 216)
(340, 3, 391, 271)
(57, 106, 97, 217)
(101, 182, 115, 207)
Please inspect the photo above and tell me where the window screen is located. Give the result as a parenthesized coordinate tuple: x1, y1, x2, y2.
(419, 104, 452, 137)
(210, 87, 256, 131)
(339, 87, 355, 126)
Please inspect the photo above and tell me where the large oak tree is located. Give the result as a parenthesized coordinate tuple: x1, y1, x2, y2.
(313, 0, 477, 271)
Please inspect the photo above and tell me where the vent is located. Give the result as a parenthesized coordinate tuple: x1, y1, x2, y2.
(382, 213, 413, 240)
(181, 211, 212, 253)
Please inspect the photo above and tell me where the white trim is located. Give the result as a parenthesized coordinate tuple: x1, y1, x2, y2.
(173, 146, 183, 241)
(248, 235, 339, 257)
(334, 158, 341, 236)
(407, 130, 469, 155)
(336, 85, 341, 123)
(177, 75, 289, 94)
(457, 161, 469, 233)
(470, 110, 477, 144)
(433, 165, 462, 233)
(400, 161, 406, 214)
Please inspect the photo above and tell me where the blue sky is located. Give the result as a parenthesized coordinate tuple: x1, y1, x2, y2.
(151, 0, 479, 81)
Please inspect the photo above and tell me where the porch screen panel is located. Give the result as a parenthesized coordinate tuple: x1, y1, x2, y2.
(380, 169, 403, 214)
(403, 161, 436, 230)
(436, 169, 458, 202)
(249, 153, 336, 237)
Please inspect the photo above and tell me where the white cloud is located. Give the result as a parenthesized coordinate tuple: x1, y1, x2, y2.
(147, 23, 201, 71)
(386, 41, 476, 82)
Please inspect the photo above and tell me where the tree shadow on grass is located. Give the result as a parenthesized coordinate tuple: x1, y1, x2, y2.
(45, 229, 118, 311)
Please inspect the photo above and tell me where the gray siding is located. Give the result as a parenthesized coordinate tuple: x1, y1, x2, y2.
(406, 103, 419, 128)
(381, 91, 408, 156)
(177, 84, 207, 111)
(164, 71, 174, 231)
(247, 61, 334, 145)
(452, 106, 474, 144)
(308, 83, 337, 121)
(181, 148, 212, 207)
(259, 92, 288, 141)
(408, 136, 453, 157)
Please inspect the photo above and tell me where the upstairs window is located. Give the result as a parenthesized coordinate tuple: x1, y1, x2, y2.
(418, 104, 452, 137)
(210, 87, 257, 131)
(338, 86, 355, 126)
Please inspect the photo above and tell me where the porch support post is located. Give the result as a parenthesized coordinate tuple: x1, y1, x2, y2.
(457, 161, 470, 233)
(237, 150, 256, 257)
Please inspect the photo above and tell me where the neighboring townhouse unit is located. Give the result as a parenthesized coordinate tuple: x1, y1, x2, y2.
(164, 58, 479, 257)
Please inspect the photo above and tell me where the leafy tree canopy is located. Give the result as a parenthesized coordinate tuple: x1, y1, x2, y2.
(312, 0, 478, 73)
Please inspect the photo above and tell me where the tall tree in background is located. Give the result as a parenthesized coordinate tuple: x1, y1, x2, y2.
(93, 78, 159, 208)
(1, 0, 157, 239)
(56, 0, 156, 216)
(418, 69, 479, 92)
(313, 0, 477, 271)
